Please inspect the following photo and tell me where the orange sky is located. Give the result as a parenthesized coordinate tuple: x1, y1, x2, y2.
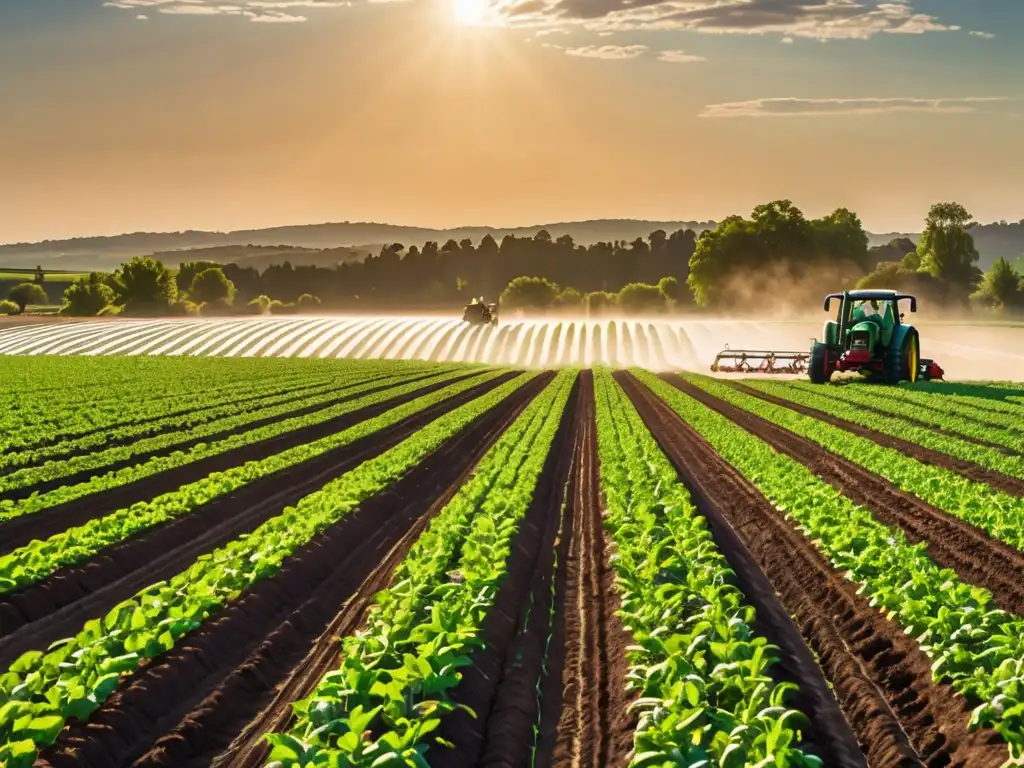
(1, 0, 1022, 242)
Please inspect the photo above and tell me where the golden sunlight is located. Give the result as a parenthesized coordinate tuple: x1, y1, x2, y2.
(451, 0, 490, 26)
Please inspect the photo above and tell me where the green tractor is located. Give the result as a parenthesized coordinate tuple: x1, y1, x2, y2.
(710, 289, 945, 383)
(808, 290, 944, 384)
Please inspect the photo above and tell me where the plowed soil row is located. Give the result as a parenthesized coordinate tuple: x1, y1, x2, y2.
(0, 369, 486, 553)
(0, 371, 520, 662)
(35, 372, 553, 768)
(621, 372, 1009, 768)
(0, 375, 385, 475)
(543, 371, 634, 768)
(687, 379, 1024, 617)
(733, 383, 1024, 497)
(424, 372, 635, 768)
(0, 369, 461, 504)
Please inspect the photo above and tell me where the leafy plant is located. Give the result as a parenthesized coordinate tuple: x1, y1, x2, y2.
(594, 369, 820, 767)
(636, 369, 1024, 759)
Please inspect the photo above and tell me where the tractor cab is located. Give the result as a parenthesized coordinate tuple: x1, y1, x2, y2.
(810, 289, 943, 384)
(462, 297, 498, 327)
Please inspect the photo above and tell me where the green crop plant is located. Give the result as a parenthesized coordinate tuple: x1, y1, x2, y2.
(636, 370, 1024, 760)
(593, 369, 820, 768)
(0, 369, 511, 594)
(681, 373, 1024, 555)
(750, 380, 1024, 475)
(0, 372, 537, 767)
(263, 371, 576, 767)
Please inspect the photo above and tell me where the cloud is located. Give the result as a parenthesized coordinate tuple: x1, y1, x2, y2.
(562, 43, 648, 57)
(136, 13, 149, 18)
(969, 30, 995, 39)
(494, 0, 959, 41)
(699, 96, 1010, 118)
(103, 0, 348, 22)
(657, 49, 705, 62)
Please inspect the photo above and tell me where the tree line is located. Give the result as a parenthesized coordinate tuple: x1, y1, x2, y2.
(6, 199, 1020, 318)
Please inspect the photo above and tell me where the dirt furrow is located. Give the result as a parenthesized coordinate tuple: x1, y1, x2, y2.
(35, 373, 552, 768)
(732, 382, 1024, 497)
(678, 378, 1024, 617)
(627, 372, 1008, 767)
(0, 372, 520, 659)
(543, 371, 634, 768)
(0, 369, 484, 553)
(425, 373, 582, 768)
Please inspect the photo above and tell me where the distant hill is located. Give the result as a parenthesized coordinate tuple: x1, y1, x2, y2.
(0, 220, 714, 270)
(1, 218, 1021, 272)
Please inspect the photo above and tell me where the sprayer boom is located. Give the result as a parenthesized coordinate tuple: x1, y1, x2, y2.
(711, 345, 809, 375)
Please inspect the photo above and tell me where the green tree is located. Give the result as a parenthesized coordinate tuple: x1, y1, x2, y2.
(618, 282, 665, 314)
(657, 276, 689, 308)
(246, 295, 272, 315)
(189, 267, 236, 306)
(297, 293, 322, 312)
(0, 300, 21, 315)
(812, 207, 870, 270)
(553, 286, 583, 311)
(62, 273, 115, 316)
(584, 291, 618, 315)
(970, 257, 1023, 311)
(499, 276, 559, 311)
(114, 257, 177, 315)
(176, 260, 221, 293)
(34, 265, 45, 285)
(916, 202, 981, 284)
(7, 282, 48, 312)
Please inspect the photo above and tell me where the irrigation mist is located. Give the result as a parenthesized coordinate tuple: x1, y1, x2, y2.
(0, 315, 1020, 379)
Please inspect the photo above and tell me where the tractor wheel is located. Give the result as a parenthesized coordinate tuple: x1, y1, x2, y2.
(808, 343, 831, 384)
(884, 331, 919, 385)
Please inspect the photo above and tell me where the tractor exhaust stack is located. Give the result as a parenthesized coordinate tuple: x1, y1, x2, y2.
(711, 345, 810, 375)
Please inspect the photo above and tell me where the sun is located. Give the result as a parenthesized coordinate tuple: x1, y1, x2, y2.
(451, 0, 490, 26)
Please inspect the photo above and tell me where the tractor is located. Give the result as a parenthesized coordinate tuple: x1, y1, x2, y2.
(462, 297, 498, 327)
(710, 289, 944, 384)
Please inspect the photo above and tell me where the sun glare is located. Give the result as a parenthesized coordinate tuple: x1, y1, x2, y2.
(451, 0, 490, 26)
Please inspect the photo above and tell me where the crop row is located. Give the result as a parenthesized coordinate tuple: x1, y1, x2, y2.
(0, 371, 538, 767)
(852, 383, 1024, 433)
(266, 370, 576, 767)
(755, 381, 1024, 472)
(0, 375, 377, 474)
(636, 370, 1024, 759)
(0, 367, 468, 523)
(0, 368, 434, 495)
(905, 381, 1024, 413)
(0, 369, 512, 595)
(592, 370, 819, 767)
(0, 357, 321, 438)
(681, 374, 1024, 554)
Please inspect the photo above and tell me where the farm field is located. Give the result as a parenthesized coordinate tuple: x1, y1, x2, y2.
(2, 358, 1024, 767)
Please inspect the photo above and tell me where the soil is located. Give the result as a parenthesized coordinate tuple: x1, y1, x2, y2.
(621, 372, 1008, 767)
(35, 372, 554, 768)
(732, 382, 1024, 497)
(0, 371, 520, 661)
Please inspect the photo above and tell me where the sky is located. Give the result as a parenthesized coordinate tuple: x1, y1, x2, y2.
(1, 0, 1022, 243)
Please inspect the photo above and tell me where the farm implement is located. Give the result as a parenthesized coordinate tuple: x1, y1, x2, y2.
(711, 289, 945, 384)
